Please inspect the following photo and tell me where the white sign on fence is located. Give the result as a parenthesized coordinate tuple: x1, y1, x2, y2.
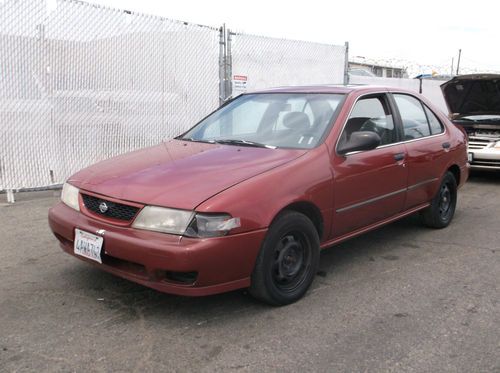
(232, 75, 248, 93)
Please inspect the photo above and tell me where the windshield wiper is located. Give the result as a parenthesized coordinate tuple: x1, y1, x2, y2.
(177, 137, 215, 144)
(214, 139, 277, 149)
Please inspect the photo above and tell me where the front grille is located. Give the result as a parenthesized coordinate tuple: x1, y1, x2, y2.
(473, 129, 500, 137)
(82, 194, 139, 221)
(468, 138, 493, 150)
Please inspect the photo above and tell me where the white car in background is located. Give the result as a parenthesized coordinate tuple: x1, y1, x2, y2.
(442, 74, 500, 170)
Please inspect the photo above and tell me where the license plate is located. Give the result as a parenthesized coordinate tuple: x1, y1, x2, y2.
(74, 229, 103, 264)
(467, 152, 473, 162)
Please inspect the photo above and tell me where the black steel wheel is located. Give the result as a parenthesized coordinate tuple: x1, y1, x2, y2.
(421, 171, 457, 228)
(250, 211, 320, 306)
(271, 232, 311, 292)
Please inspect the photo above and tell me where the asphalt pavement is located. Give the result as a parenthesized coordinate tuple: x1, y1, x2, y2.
(0, 172, 499, 372)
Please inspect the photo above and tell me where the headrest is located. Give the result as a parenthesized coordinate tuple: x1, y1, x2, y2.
(282, 112, 311, 130)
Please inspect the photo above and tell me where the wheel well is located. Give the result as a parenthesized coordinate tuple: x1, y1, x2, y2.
(281, 202, 324, 240)
(448, 165, 460, 185)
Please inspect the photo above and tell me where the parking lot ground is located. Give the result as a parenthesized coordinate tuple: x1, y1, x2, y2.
(0, 172, 499, 372)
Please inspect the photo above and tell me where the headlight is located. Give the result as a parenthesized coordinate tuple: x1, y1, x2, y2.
(61, 182, 80, 211)
(185, 213, 241, 238)
(494, 141, 500, 149)
(132, 206, 195, 235)
(132, 206, 240, 237)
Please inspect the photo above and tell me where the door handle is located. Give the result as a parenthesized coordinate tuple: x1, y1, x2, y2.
(394, 153, 405, 161)
(442, 142, 451, 149)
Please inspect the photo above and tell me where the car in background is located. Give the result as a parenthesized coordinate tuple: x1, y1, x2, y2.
(442, 74, 500, 170)
(49, 85, 469, 305)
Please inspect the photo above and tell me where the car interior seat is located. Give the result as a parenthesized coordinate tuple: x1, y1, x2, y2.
(282, 112, 311, 132)
(278, 112, 312, 147)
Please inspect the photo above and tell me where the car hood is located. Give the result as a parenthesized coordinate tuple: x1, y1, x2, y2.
(69, 140, 306, 209)
(441, 74, 500, 119)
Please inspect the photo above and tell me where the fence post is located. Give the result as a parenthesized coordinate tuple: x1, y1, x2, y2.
(6, 190, 15, 204)
(225, 30, 233, 101)
(218, 26, 233, 105)
(343, 41, 349, 85)
(218, 25, 226, 106)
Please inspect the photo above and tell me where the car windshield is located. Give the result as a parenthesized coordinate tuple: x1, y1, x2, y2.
(179, 93, 345, 149)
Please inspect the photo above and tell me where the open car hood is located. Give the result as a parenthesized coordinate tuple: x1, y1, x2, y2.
(441, 74, 500, 119)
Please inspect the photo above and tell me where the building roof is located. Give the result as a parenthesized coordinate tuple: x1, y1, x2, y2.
(349, 61, 406, 71)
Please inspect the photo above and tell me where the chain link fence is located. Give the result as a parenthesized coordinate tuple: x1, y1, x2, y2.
(228, 31, 346, 95)
(0, 0, 348, 195)
(348, 76, 449, 114)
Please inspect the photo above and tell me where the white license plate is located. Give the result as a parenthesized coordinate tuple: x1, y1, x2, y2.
(74, 229, 103, 264)
(467, 152, 473, 162)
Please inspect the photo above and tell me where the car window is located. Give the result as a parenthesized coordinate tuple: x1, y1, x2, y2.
(340, 96, 396, 147)
(205, 101, 267, 138)
(394, 94, 431, 140)
(424, 105, 444, 135)
(182, 93, 345, 149)
(275, 98, 313, 130)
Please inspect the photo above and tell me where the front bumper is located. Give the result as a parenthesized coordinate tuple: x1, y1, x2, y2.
(48, 202, 267, 296)
(469, 147, 500, 170)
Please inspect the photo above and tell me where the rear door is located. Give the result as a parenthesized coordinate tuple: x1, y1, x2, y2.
(332, 93, 408, 237)
(390, 93, 449, 209)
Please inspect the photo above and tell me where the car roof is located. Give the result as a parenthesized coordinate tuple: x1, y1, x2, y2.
(251, 85, 403, 95)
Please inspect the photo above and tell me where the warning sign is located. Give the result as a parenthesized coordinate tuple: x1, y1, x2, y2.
(232, 75, 248, 93)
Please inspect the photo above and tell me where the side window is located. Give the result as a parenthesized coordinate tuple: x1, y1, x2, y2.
(394, 94, 431, 140)
(341, 96, 396, 146)
(424, 105, 444, 135)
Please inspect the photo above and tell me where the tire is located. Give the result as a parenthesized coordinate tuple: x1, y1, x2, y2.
(249, 211, 320, 306)
(421, 171, 457, 229)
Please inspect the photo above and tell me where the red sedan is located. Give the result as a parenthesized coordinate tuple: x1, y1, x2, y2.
(48, 85, 469, 305)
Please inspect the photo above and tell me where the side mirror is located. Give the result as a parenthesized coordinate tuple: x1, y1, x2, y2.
(337, 131, 381, 155)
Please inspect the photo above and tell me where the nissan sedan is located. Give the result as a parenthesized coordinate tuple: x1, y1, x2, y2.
(48, 85, 469, 305)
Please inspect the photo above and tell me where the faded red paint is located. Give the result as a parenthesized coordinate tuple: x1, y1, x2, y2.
(48, 85, 469, 296)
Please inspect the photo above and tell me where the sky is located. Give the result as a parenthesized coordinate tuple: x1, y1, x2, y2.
(86, 0, 500, 75)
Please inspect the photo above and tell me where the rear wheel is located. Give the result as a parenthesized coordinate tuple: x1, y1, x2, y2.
(250, 211, 320, 306)
(421, 171, 457, 228)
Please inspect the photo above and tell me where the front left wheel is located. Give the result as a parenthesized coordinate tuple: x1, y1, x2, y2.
(249, 211, 320, 306)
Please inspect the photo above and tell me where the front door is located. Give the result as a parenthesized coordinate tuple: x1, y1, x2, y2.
(331, 94, 408, 237)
